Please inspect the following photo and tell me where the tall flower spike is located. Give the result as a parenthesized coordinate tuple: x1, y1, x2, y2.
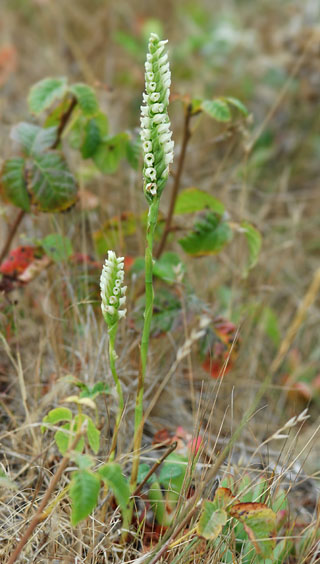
(140, 33, 174, 203)
(100, 251, 127, 327)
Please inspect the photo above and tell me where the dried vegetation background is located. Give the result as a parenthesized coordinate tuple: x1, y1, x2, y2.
(0, 0, 320, 562)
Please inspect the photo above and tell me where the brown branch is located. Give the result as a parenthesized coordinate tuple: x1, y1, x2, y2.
(0, 209, 26, 264)
(133, 441, 177, 497)
(155, 104, 192, 259)
(0, 96, 77, 265)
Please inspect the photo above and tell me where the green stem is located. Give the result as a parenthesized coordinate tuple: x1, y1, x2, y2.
(131, 198, 160, 489)
(108, 323, 124, 461)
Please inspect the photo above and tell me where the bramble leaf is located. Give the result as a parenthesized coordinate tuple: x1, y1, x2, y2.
(241, 221, 262, 272)
(0, 157, 30, 211)
(197, 501, 227, 540)
(28, 77, 68, 114)
(179, 212, 233, 256)
(230, 502, 276, 558)
(93, 133, 128, 174)
(41, 233, 73, 262)
(86, 417, 100, 454)
(175, 187, 225, 215)
(69, 83, 99, 117)
(98, 463, 130, 514)
(10, 123, 57, 156)
(42, 407, 72, 429)
(201, 99, 231, 122)
(81, 118, 101, 158)
(70, 469, 100, 526)
(225, 96, 249, 116)
(29, 152, 77, 212)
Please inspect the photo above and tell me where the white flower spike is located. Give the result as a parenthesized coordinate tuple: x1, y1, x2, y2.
(100, 251, 127, 326)
(140, 33, 174, 202)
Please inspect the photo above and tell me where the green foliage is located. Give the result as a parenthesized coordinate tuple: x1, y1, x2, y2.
(197, 501, 227, 540)
(98, 463, 130, 515)
(0, 157, 30, 211)
(241, 221, 262, 272)
(174, 187, 225, 215)
(70, 469, 100, 526)
(179, 211, 233, 255)
(86, 417, 100, 454)
(11, 123, 57, 156)
(41, 233, 73, 262)
(30, 152, 77, 212)
(201, 99, 232, 122)
(93, 133, 128, 174)
(230, 503, 277, 558)
(153, 252, 185, 284)
(69, 83, 99, 117)
(42, 407, 72, 430)
(28, 77, 67, 114)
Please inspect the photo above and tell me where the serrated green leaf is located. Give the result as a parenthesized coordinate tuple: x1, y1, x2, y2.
(54, 422, 85, 455)
(28, 77, 67, 114)
(98, 463, 130, 514)
(153, 252, 185, 284)
(201, 99, 231, 122)
(29, 151, 77, 212)
(225, 96, 249, 116)
(11, 123, 57, 156)
(41, 233, 73, 262)
(86, 417, 100, 454)
(197, 501, 227, 540)
(70, 469, 100, 526)
(0, 157, 30, 211)
(73, 453, 94, 470)
(69, 83, 99, 117)
(42, 407, 72, 429)
(230, 503, 276, 558)
(159, 453, 188, 491)
(175, 187, 225, 215)
(126, 134, 142, 170)
(241, 221, 262, 271)
(81, 118, 101, 158)
(93, 133, 128, 174)
(179, 212, 233, 256)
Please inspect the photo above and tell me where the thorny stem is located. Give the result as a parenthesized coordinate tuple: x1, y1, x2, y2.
(155, 104, 192, 259)
(7, 430, 84, 564)
(0, 96, 77, 266)
(107, 323, 124, 461)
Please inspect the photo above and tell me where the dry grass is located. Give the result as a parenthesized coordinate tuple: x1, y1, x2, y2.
(1, 0, 320, 562)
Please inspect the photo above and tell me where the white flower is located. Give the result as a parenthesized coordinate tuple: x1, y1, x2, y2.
(100, 251, 127, 324)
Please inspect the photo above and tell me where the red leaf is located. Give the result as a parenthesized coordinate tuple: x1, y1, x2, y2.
(0, 246, 40, 277)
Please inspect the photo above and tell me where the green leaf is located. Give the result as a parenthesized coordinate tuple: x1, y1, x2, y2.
(29, 152, 77, 212)
(86, 417, 100, 454)
(154, 252, 185, 284)
(159, 453, 188, 492)
(81, 118, 101, 159)
(262, 307, 280, 346)
(179, 212, 233, 256)
(73, 453, 94, 470)
(137, 463, 151, 484)
(230, 503, 276, 558)
(79, 381, 110, 399)
(148, 481, 170, 527)
(175, 187, 225, 215)
(190, 98, 203, 115)
(70, 469, 100, 526)
(197, 501, 227, 540)
(98, 463, 130, 514)
(241, 221, 262, 271)
(69, 83, 99, 117)
(225, 96, 249, 116)
(42, 407, 72, 432)
(11, 123, 57, 156)
(126, 134, 142, 170)
(93, 133, 128, 174)
(54, 422, 85, 455)
(28, 77, 68, 114)
(201, 99, 231, 122)
(41, 233, 73, 262)
(0, 157, 30, 211)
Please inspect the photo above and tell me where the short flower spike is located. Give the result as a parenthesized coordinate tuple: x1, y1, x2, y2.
(100, 251, 127, 327)
(140, 33, 174, 203)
